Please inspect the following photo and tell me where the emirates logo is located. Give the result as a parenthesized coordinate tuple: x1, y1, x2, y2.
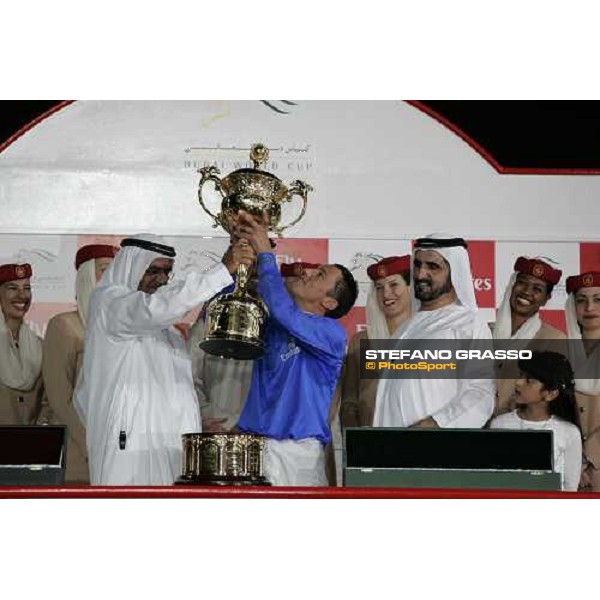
(583, 273, 594, 287)
(15, 266, 26, 278)
(377, 265, 387, 278)
(532, 264, 544, 278)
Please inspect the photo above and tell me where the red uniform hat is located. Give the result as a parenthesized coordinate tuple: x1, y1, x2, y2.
(367, 255, 411, 282)
(280, 262, 320, 278)
(513, 256, 562, 285)
(75, 244, 119, 270)
(566, 271, 600, 295)
(0, 263, 32, 285)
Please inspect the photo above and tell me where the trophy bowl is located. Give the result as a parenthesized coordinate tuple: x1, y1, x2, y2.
(175, 432, 271, 486)
(197, 143, 312, 360)
(200, 293, 266, 360)
(220, 169, 287, 232)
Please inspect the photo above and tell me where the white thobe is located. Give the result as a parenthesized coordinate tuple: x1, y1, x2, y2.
(374, 304, 495, 428)
(490, 411, 582, 491)
(74, 264, 233, 486)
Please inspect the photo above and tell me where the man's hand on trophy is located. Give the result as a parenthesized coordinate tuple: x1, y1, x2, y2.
(222, 239, 255, 274)
(236, 210, 273, 254)
(223, 213, 240, 238)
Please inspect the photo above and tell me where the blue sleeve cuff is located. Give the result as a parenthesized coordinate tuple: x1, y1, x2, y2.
(258, 252, 277, 264)
(257, 252, 278, 273)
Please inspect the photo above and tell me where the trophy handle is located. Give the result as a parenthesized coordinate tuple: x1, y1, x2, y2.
(273, 179, 313, 236)
(198, 166, 226, 229)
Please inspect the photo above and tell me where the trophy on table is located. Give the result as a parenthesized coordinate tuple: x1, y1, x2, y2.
(176, 431, 271, 486)
(197, 143, 312, 360)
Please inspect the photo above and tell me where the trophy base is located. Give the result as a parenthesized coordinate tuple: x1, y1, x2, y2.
(175, 475, 271, 487)
(200, 337, 264, 360)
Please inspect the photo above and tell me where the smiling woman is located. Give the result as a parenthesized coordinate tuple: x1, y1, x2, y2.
(337, 256, 412, 432)
(0, 278, 32, 327)
(0, 263, 45, 425)
(574, 287, 600, 335)
(565, 272, 600, 491)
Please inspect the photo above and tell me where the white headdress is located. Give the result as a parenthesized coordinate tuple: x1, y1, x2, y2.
(75, 260, 97, 325)
(99, 234, 175, 291)
(411, 233, 477, 312)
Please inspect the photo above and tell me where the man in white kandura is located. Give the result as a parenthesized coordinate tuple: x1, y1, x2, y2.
(374, 234, 495, 429)
(74, 233, 252, 486)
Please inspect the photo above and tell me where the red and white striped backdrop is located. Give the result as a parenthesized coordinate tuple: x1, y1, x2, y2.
(3, 233, 596, 340)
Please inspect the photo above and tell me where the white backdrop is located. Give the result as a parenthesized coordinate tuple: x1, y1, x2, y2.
(1, 100, 597, 240)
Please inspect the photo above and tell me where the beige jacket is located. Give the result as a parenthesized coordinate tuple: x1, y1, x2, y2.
(494, 322, 567, 416)
(576, 391, 600, 491)
(338, 331, 379, 428)
(42, 311, 89, 484)
(188, 319, 253, 430)
(0, 376, 44, 425)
